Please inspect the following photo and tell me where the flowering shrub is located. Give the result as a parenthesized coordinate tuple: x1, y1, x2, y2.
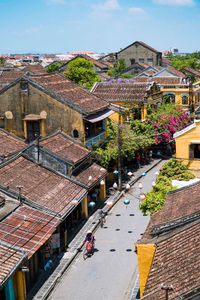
(131, 104, 192, 144)
(147, 105, 191, 143)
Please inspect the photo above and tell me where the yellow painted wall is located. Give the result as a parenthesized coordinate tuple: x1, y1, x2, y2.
(175, 121, 200, 169)
(135, 243, 156, 298)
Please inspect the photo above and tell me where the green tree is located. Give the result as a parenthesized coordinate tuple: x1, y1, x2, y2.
(0, 57, 5, 66)
(64, 58, 101, 90)
(46, 63, 59, 73)
(167, 52, 200, 70)
(107, 58, 126, 77)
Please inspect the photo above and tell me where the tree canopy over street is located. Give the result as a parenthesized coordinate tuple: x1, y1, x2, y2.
(64, 57, 101, 90)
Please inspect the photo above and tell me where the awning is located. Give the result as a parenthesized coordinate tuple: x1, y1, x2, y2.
(84, 109, 114, 123)
(23, 114, 41, 121)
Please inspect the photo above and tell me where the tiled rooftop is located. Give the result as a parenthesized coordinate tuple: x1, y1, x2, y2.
(92, 82, 152, 101)
(0, 129, 26, 158)
(0, 205, 60, 258)
(143, 181, 200, 239)
(40, 131, 91, 164)
(22, 63, 46, 74)
(142, 221, 200, 300)
(0, 241, 26, 286)
(76, 163, 107, 187)
(0, 156, 86, 216)
(0, 70, 24, 83)
(29, 73, 109, 114)
(133, 77, 183, 85)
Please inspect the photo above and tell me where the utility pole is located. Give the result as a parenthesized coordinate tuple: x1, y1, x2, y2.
(118, 110, 122, 191)
(161, 284, 173, 300)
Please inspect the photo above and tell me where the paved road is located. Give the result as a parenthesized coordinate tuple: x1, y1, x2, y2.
(48, 162, 164, 300)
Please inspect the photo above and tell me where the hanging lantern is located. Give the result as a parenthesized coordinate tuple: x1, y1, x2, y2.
(152, 181, 156, 187)
(71, 200, 79, 206)
(127, 171, 133, 177)
(88, 175, 92, 181)
(113, 170, 118, 175)
(100, 179, 105, 185)
(89, 201, 96, 208)
(106, 200, 113, 208)
(113, 182, 118, 189)
(139, 194, 146, 201)
(126, 183, 130, 190)
(142, 172, 146, 176)
(139, 183, 143, 189)
(124, 199, 130, 205)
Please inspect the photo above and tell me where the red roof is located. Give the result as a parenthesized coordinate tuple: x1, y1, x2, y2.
(0, 205, 60, 258)
(0, 156, 86, 216)
(40, 131, 91, 164)
(29, 73, 109, 114)
(0, 129, 26, 157)
(0, 241, 26, 286)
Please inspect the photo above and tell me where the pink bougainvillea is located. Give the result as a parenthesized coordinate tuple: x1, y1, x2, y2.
(147, 107, 191, 144)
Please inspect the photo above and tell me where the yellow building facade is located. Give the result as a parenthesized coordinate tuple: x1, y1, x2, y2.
(174, 119, 200, 170)
(161, 80, 200, 111)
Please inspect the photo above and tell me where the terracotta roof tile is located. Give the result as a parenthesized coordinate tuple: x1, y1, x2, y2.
(142, 221, 200, 300)
(167, 66, 185, 77)
(0, 129, 26, 157)
(0, 241, 25, 286)
(181, 67, 200, 76)
(40, 132, 91, 164)
(138, 41, 161, 54)
(0, 156, 86, 216)
(29, 73, 109, 114)
(80, 55, 108, 70)
(22, 63, 46, 74)
(76, 163, 107, 187)
(0, 71, 24, 83)
(143, 181, 200, 239)
(0, 205, 60, 258)
(133, 76, 182, 85)
(93, 82, 152, 101)
(138, 62, 149, 69)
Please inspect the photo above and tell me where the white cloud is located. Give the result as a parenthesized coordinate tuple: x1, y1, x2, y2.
(93, 0, 120, 12)
(129, 7, 147, 16)
(153, 0, 195, 6)
(91, 0, 120, 18)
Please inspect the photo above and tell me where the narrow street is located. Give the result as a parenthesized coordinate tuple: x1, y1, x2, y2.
(47, 161, 164, 300)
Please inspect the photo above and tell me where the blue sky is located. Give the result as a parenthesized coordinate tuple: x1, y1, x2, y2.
(0, 0, 199, 54)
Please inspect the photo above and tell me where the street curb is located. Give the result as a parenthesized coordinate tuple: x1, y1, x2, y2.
(32, 159, 162, 300)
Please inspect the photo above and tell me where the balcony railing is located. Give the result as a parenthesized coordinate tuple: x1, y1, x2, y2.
(86, 131, 106, 148)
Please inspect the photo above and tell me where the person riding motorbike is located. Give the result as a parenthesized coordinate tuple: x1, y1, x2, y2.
(83, 231, 95, 250)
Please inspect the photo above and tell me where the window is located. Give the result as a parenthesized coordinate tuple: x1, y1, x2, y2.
(130, 59, 135, 65)
(182, 95, 188, 105)
(194, 144, 200, 159)
(139, 59, 144, 63)
(21, 81, 28, 93)
(147, 59, 153, 63)
(72, 129, 79, 138)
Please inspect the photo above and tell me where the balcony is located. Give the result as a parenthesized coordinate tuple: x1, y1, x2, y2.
(85, 131, 106, 148)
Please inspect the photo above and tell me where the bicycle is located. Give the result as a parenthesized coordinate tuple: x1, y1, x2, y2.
(99, 210, 107, 228)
